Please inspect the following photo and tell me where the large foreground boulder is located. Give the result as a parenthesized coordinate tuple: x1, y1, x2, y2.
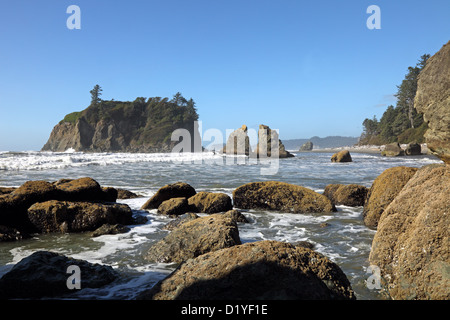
(369, 164, 450, 299)
(323, 184, 368, 207)
(233, 181, 336, 213)
(140, 240, 355, 300)
(414, 40, 450, 164)
(363, 166, 418, 229)
(0, 251, 118, 299)
(145, 213, 241, 264)
(27, 200, 133, 233)
(141, 182, 196, 210)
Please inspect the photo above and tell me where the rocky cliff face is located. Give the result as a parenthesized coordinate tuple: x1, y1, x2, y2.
(42, 97, 200, 153)
(369, 164, 449, 300)
(367, 40, 450, 300)
(415, 40, 450, 164)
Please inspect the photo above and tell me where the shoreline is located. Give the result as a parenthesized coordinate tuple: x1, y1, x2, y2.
(292, 143, 430, 155)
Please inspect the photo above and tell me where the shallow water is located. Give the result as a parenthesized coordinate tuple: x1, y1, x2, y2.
(0, 151, 443, 299)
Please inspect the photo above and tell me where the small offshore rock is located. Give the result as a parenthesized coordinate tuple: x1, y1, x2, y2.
(331, 150, 352, 162)
(299, 141, 313, 151)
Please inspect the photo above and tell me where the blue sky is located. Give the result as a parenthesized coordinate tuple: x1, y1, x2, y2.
(0, 0, 449, 151)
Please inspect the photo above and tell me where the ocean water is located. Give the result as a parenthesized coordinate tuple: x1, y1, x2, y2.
(0, 150, 443, 300)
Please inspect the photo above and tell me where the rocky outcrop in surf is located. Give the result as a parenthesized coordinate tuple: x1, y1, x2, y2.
(232, 181, 336, 213)
(331, 150, 352, 162)
(0, 177, 135, 241)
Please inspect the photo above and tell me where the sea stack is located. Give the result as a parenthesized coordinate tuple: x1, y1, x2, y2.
(255, 124, 294, 158)
(222, 125, 251, 155)
(42, 96, 201, 153)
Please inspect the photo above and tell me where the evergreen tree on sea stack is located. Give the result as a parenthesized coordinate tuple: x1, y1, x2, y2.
(90, 84, 103, 106)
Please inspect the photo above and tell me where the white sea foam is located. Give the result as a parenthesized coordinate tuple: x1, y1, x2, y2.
(0, 151, 224, 171)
